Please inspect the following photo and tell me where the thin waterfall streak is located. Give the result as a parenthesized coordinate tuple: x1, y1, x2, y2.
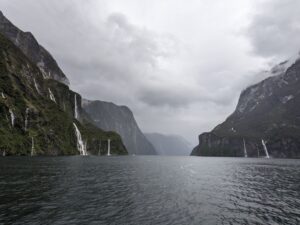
(9, 109, 15, 127)
(31, 137, 35, 156)
(261, 139, 270, 158)
(25, 108, 29, 131)
(243, 139, 248, 158)
(33, 78, 41, 94)
(48, 88, 56, 103)
(74, 94, 79, 119)
(107, 139, 111, 156)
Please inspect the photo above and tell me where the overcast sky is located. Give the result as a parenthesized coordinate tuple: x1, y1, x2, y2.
(1, 0, 300, 145)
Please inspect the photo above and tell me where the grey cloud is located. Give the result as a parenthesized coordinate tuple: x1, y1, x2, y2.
(138, 82, 238, 108)
(248, 0, 300, 59)
(2, 0, 288, 144)
(139, 86, 198, 108)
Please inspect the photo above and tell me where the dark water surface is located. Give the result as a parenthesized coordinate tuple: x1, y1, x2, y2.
(0, 156, 300, 225)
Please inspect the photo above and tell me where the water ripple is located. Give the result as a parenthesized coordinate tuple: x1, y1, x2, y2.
(0, 156, 299, 225)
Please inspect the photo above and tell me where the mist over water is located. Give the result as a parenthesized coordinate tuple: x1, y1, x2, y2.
(0, 156, 299, 225)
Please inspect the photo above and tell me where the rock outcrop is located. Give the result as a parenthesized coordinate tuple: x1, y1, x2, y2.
(192, 58, 300, 158)
(0, 11, 69, 85)
(83, 100, 157, 155)
(0, 15, 127, 156)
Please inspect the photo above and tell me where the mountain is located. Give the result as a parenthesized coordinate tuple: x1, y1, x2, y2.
(145, 133, 191, 156)
(0, 14, 127, 156)
(82, 100, 157, 155)
(191, 58, 300, 158)
(0, 11, 69, 85)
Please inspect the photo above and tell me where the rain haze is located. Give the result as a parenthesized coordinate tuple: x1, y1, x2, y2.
(1, 0, 300, 145)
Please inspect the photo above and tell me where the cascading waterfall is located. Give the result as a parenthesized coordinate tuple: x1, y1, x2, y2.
(1, 92, 5, 99)
(48, 88, 56, 103)
(107, 139, 111, 156)
(74, 94, 79, 119)
(31, 137, 35, 156)
(24, 108, 30, 131)
(9, 109, 15, 127)
(73, 123, 87, 156)
(261, 139, 270, 158)
(243, 139, 248, 158)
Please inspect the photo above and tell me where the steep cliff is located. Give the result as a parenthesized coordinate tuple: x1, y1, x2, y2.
(192, 58, 300, 158)
(145, 133, 191, 156)
(0, 32, 126, 156)
(0, 11, 69, 85)
(82, 100, 157, 155)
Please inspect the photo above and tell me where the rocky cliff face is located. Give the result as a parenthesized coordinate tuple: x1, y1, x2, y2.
(145, 133, 191, 156)
(82, 100, 157, 155)
(0, 11, 69, 85)
(192, 58, 300, 158)
(0, 31, 126, 155)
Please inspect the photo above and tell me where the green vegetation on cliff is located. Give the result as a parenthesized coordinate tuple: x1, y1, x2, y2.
(0, 34, 127, 156)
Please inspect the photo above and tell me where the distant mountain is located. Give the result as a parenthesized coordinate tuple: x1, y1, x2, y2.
(82, 100, 157, 155)
(192, 58, 300, 158)
(145, 133, 191, 156)
(0, 13, 127, 156)
(0, 11, 69, 85)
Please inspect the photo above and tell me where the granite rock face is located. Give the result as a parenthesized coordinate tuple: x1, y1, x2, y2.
(83, 100, 157, 155)
(0, 11, 69, 85)
(0, 29, 126, 156)
(192, 59, 300, 158)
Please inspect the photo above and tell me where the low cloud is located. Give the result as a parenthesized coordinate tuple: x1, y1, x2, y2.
(2, 0, 293, 144)
(247, 0, 300, 59)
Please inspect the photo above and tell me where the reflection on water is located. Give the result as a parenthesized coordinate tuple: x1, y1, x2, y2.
(0, 156, 299, 225)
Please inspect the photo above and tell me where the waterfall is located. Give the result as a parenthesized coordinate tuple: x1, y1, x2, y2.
(73, 123, 87, 156)
(24, 108, 30, 131)
(107, 139, 111, 156)
(9, 109, 15, 127)
(48, 88, 56, 103)
(243, 139, 248, 158)
(74, 94, 79, 119)
(261, 139, 270, 158)
(31, 137, 35, 156)
(2, 150, 6, 157)
(1, 92, 5, 99)
(33, 78, 41, 94)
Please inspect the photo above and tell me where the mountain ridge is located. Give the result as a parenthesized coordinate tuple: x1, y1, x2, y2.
(0, 13, 127, 156)
(0, 11, 69, 85)
(83, 99, 157, 155)
(192, 57, 300, 158)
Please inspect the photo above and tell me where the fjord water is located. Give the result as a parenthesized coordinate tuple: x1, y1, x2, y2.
(0, 157, 299, 225)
